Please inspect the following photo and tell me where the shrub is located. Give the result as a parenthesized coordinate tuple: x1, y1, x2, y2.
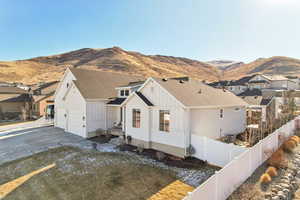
(266, 166, 278, 177)
(268, 149, 287, 168)
(291, 136, 300, 144)
(290, 138, 298, 146)
(260, 173, 272, 183)
(283, 140, 296, 152)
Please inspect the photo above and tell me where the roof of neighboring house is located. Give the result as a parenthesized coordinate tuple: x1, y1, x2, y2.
(208, 75, 255, 87)
(248, 80, 270, 84)
(208, 80, 230, 87)
(238, 88, 273, 106)
(262, 74, 288, 81)
(0, 86, 27, 94)
(32, 81, 59, 95)
(152, 78, 248, 107)
(135, 92, 154, 106)
(70, 68, 144, 99)
(230, 75, 256, 86)
(0, 93, 31, 102)
(240, 96, 273, 106)
(107, 98, 126, 105)
(238, 89, 262, 96)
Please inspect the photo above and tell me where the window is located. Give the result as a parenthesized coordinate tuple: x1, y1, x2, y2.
(132, 109, 141, 128)
(125, 90, 129, 96)
(220, 109, 224, 118)
(159, 110, 170, 132)
(120, 90, 125, 96)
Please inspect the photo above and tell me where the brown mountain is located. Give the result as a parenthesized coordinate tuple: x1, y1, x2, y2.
(1, 47, 300, 84)
(0, 47, 222, 84)
(224, 56, 300, 80)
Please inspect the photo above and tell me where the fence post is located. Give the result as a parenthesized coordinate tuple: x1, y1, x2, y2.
(259, 141, 263, 165)
(215, 171, 219, 200)
(248, 150, 252, 177)
(203, 137, 207, 161)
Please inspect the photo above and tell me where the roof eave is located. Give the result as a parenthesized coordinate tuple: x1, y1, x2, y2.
(188, 104, 248, 109)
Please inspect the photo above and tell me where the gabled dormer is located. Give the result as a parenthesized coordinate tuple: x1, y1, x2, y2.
(115, 81, 144, 98)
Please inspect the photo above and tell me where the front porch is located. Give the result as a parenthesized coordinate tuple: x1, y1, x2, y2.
(106, 99, 126, 136)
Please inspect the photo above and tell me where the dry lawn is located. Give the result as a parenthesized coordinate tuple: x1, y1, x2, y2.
(0, 146, 177, 200)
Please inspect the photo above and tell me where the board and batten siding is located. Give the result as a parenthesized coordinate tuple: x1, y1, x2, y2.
(125, 96, 150, 142)
(140, 80, 187, 149)
(86, 101, 107, 135)
(54, 70, 87, 137)
(190, 107, 246, 139)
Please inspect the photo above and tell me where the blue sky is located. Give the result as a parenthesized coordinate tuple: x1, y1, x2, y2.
(0, 0, 299, 62)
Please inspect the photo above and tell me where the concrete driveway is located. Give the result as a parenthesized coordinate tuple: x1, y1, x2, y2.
(0, 126, 94, 165)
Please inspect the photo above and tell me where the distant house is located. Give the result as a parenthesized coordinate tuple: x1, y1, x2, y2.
(209, 75, 254, 95)
(238, 89, 276, 126)
(248, 74, 298, 90)
(54, 68, 143, 138)
(0, 87, 31, 120)
(31, 81, 58, 118)
(121, 77, 248, 157)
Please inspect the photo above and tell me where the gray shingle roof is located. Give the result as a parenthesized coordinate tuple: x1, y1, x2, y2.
(70, 68, 144, 99)
(153, 78, 248, 107)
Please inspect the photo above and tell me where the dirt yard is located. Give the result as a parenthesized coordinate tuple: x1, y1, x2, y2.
(0, 146, 178, 200)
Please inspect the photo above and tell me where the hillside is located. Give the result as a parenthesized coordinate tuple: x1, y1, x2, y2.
(1, 47, 300, 84)
(25, 47, 221, 83)
(224, 56, 300, 80)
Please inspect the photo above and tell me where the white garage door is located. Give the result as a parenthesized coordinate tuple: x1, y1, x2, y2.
(67, 110, 85, 137)
(56, 108, 66, 129)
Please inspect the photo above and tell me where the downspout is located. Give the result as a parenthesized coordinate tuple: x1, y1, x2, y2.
(104, 104, 107, 132)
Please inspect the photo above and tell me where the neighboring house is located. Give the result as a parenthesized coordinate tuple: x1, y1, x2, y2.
(0, 87, 31, 120)
(121, 77, 248, 157)
(209, 75, 254, 95)
(238, 89, 276, 125)
(31, 81, 58, 117)
(248, 74, 298, 90)
(54, 68, 143, 138)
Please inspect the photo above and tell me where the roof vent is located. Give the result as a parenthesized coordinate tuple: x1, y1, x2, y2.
(179, 80, 185, 84)
(162, 78, 168, 82)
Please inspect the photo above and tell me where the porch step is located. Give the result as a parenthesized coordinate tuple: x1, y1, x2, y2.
(107, 128, 124, 136)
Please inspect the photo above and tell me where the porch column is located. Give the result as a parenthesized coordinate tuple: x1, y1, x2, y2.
(122, 106, 126, 132)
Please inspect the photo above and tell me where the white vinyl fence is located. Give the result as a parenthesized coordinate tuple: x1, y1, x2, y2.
(184, 117, 300, 200)
(191, 135, 247, 167)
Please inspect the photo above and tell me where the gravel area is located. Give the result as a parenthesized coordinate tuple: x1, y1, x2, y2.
(228, 143, 300, 200)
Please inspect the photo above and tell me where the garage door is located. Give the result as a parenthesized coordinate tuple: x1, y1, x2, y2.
(56, 108, 66, 129)
(67, 110, 85, 137)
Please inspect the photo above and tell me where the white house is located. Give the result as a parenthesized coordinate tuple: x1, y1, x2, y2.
(209, 75, 255, 95)
(121, 77, 248, 158)
(248, 74, 298, 90)
(54, 68, 143, 138)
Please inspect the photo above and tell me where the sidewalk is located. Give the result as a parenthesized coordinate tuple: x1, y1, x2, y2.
(0, 117, 54, 136)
